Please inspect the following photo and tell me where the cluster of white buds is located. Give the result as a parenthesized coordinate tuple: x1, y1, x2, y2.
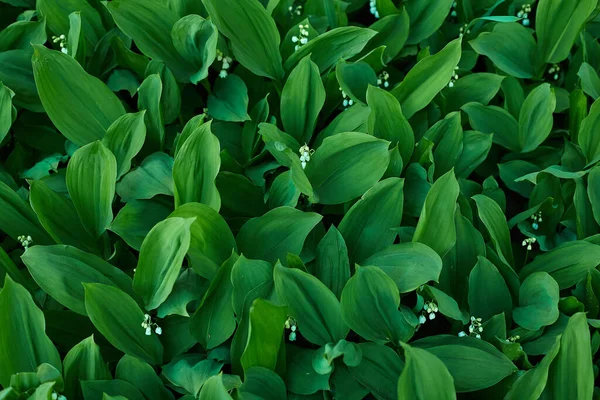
(288, 4, 303, 16)
(377, 71, 390, 88)
(522, 237, 537, 251)
(339, 87, 354, 109)
(292, 24, 310, 52)
(458, 316, 483, 339)
(17, 235, 32, 250)
(507, 335, 520, 343)
(52, 34, 68, 54)
(459, 24, 470, 38)
(517, 4, 532, 26)
(548, 64, 560, 81)
(418, 301, 439, 324)
(299, 144, 314, 169)
(216, 50, 233, 78)
(285, 316, 298, 341)
(51, 392, 67, 400)
(369, 0, 380, 19)
(448, 66, 459, 88)
(141, 314, 162, 336)
(450, 1, 458, 18)
(531, 211, 543, 230)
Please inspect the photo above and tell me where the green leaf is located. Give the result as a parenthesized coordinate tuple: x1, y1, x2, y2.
(66, 141, 117, 238)
(305, 132, 391, 205)
(238, 367, 286, 400)
(518, 83, 556, 152)
(241, 299, 287, 372)
(36, 0, 105, 46)
(63, 336, 111, 400)
(237, 207, 322, 265)
(425, 112, 464, 180)
(0, 18, 46, 52)
(341, 266, 414, 343)
(315, 226, 350, 299)
(472, 194, 514, 267)
(542, 313, 593, 398)
(190, 253, 238, 349)
(116, 355, 174, 400)
(281, 55, 325, 144)
(169, 202, 236, 280)
(455, 130, 493, 178)
(208, 75, 250, 122)
(162, 354, 223, 396)
(102, 111, 147, 180)
(84, 283, 163, 365)
(81, 380, 145, 400)
(520, 241, 600, 289)
(285, 27, 377, 73)
(536, 0, 598, 63)
(361, 11, 409, 63)
(462, 102, 519, 152)
(202, 0, 284, 80)
(366, 85, 414, 165)
(198, 374, 233, 400)
(171, 15, 218, 84)
(133, 217, 194, 310)
(231, 256, 273, 319)
(442, 73, 504, 113)
(469, 23, 537, 79)
(0, 277, 61, 388)
(286, 345, 330, 395)
(116, 152, 174, 202)
(397, 343, 456, 400)
(468, 256, 512, 322)
(588, 166, 600, 226)
(413, 169, 459, 257)
(146, 61, 180, 126)
(106, 0, 197, 82)
(578, 97, 600, 164)
(413, 335, 517, 392)
(336, 60, 377, 104)
(513, 272, 560, 331)
(274, 262, 348, 345)
(22, 244, 134, 316)
(109, 199, 173, 251)
(137, 74, 164, 154)
(578, 62, 600, 100)
(405, 0, 453, 44)
(391, 38, 462, 118)
(0, 83, 14, 145)
(348, 342, 403, 400)
(32, 45, 125, 146)
(173, 120, 221, 210)
(0, 50, 43, 112)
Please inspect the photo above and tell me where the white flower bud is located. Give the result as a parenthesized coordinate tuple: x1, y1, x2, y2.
(292, 36, 299, 43)
(301, 161, 307, 169)
(300, 37, 308, 45)
(458, 331, 467, 337)
(476, 334, 481, 339)
(145, 327, 152, 335)
(343, 99, 349, 107)
(155, 326, 162, 335)
(429, 313, 436, 320)
(419, 315, 427, 324)
(291, 325, 296, 332)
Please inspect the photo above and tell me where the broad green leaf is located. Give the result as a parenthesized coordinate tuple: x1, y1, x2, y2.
(361, 11, 409, 63)
(473, 194, 514, 267)
(109, 199, 173, 251)
(468, 256, 512, 322)
(442, 73, 504, 112)
(513, 272, 559, 331)
(22, 245, 134, 316)
(520, 241, 600, 289)
(578, 62, 600, 99)
(202, 0, 284, 80)
(0, 83, 14, 144)
(536, 0, 598, 63)
(315, 226, 350, 299)
(171, 15, 218, 84)
(424, 285, 468, 323)
(116, 152, 174, 202)
(63, 336, 111, 400)
(398, 343, 456, 400)
(405, 0, 453, 44)
(286, 345, 330, 394)
(267, 171, 300, 209)
(169, 202, 237, 280)
(102, 111, 147, 180)
(36, 0, 104, 46)
(116, 355, 174, 400)
(106, 0, 197, 82)
(133, 217, 194, 310)
(285, 27, 377, 73)
(391, 38, 462, 118)
(348, 342, 403, 400)
(469, 23, 537, 79)
(336, 60, 377, 104)
(588, 166, 600, 225)
(305, 132, 390, 205)
(424, 112, 463, 180)
(0, 277, 61, 388)
(314, 103, 370, 147)
(274, 262, 348, 346)
(455, 130, 493, 178)
(231, 256, 273, 319)
(0, 50, 43, 112)
(238, 367, 286, 400)
(198, 374, 233, 400)
(32, 45, 125, 145)
(161, 354, 224, 396)
(366, 85, 414, 165)
(281, 55, 325, 143)
(190, 253, 238, 349)
(518, 83, 556, 152)
(173, 121, 221, 210)
(341, 266, 414, 344)
(413, 169, 459, 257)
(578, 97, 600, 164)
(84, 283, 163, 365)
(81, 380, 145, 400)
(0, 245, 32, 291)
(67, 141, 116, 238)
(542, 313, 593, 398)
(237, 207, 322, 264)
(29, 382, 55, 400)
(137, 74, 164, 155)
(241, 299, 287, 372)
(146, 61, 180, 126)
(0, 18, 46, 52)
(413, 335, 517, 392)
(207, 74, 250, 122)
(462, 102, 519, 152)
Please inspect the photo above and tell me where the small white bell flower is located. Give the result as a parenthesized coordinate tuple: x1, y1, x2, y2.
(155, 326, 162, 335)
(145, 327, 152, 336)
(419, 315, 427, 324)
(458, 331, 467, 337)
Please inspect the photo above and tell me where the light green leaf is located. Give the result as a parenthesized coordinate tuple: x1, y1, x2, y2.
(472, 194, 514, 267)
(116, 355, 174, 400)
(116, 152, 174, 203)
(102, 111, 147, 180)
(518, 83, 556, 152)
(462, 102, 519, 152)
(513, 272, 560, 331)
(137, 74, 164, 154)
(0, 18, 46, 52)
(578, 97, 600, 164)
(286, 345, 330, 395)
(442, 73, 504, 113)
(161, 354, 224, 396)
(336, 59, 377, 104)
(588, 166, 600, 226)
(238, 367, 286, 400)
(208, 74, 250, 122)
(198, 374, 233, 400)
(315, 226, 350, 299)
(63, 336, 111, 400)
(405, 0, 453, 44)
(171, 15, 218, 84)
(37, 0, 105, 46)
(578, 62, 600, 99)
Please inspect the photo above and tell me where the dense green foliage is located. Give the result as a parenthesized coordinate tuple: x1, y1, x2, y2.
(1, 0, 600, 398)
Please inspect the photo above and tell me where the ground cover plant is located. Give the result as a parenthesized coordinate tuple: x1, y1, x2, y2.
(1, 0, 600, 398)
